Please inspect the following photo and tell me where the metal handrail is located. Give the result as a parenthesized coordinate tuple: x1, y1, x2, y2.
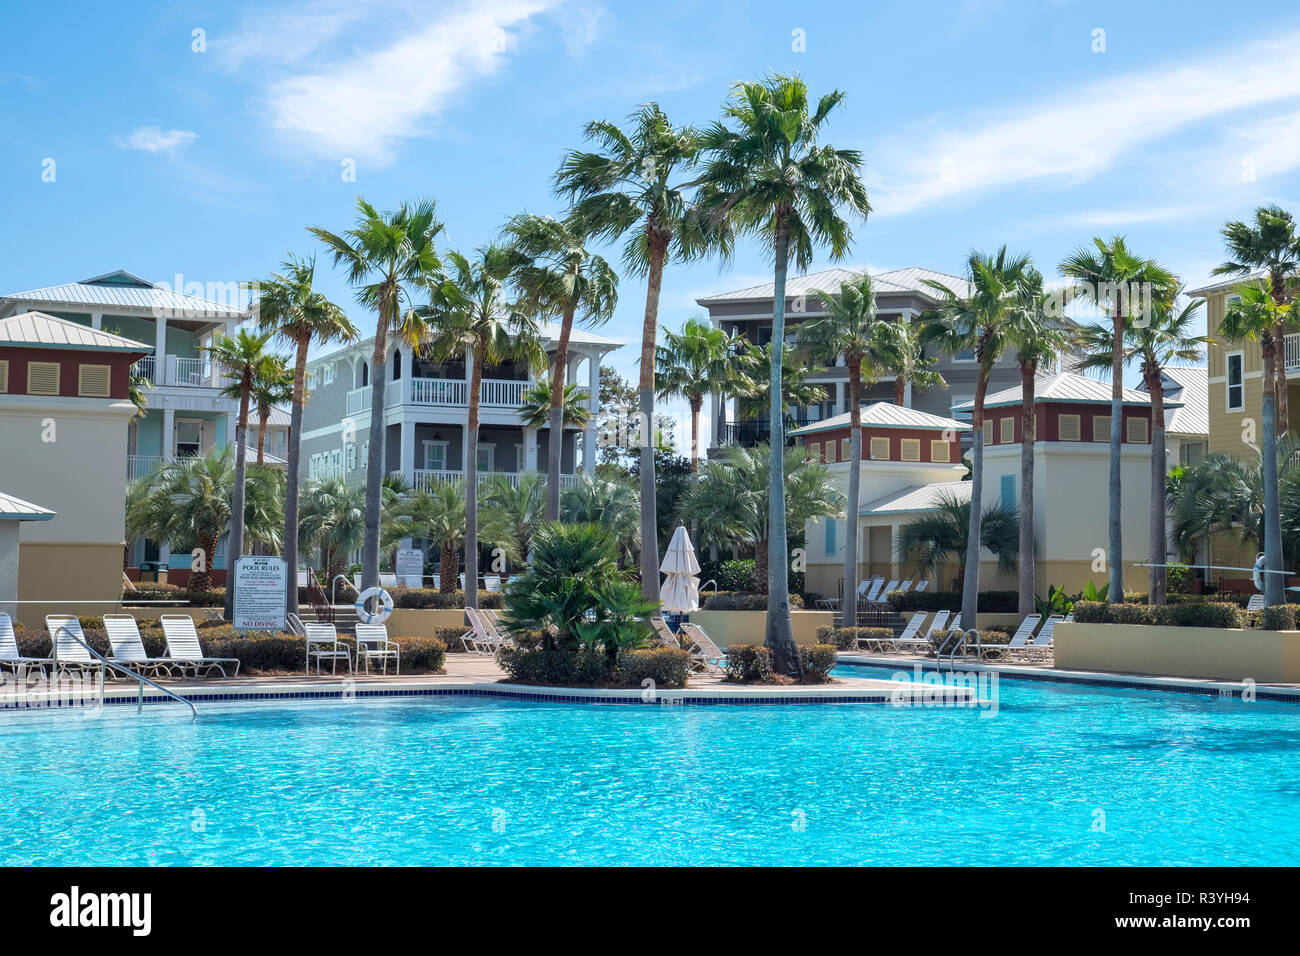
(332, 573, 360, 606)
(935, 628, 976, 670)
(54, 626, 197, 719)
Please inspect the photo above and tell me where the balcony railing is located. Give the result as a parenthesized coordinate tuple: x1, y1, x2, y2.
(126, 455, 162, 481)
(410, 469, 581, 494)
(128, 354, 226, 388)
(720, 417, 821, 447)
(131, 355, 156, 383)
(1286, 333, 1300, 372)
(346, 387, 370, 415)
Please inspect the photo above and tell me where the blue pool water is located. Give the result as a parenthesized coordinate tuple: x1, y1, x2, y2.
(3, 666, 1300, 865)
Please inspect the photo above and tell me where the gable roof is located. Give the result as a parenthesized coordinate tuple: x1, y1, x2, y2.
(952, 371, 1179, 412)
(0, 311, 151, 352)
(1139, 366, 1207, 437)
(1, 271, 249, 318)
(0, 490, 55, 521)
(789, 401, 970, 436)
(697, 265, 973, 305)
(858, 481, 970, 516)
(1186, 270, 1268, 298)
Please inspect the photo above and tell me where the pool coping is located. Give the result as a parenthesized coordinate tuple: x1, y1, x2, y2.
(837, 654, 1300, 703)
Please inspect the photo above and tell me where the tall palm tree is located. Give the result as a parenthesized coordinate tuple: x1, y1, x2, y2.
(382, 483, 467, 595)
(208, 328, 275, 617)
(920, 247, 1035, 629)
(1001, 269, 1070, 616)
(732, 342, 824, 431)
(655, 317, 743, 472)
(874, 318, 946, 407)
(249, 355, 294, 465)
(518, 379, 594, 431)
(695, 73, 870, 672)
(423, 245, 544, 609)
(503, 213, 618, 520)
(297, 477, 365, 584)
(252, 255, 357, 613)
(679, 443, 843, 595)
(480, 472, 547, 569)
(561, 475, 641, 566)
(1074, 290, 1208, 605)
(798, 274, 883, 626)
(1060, 236, 1177, 602)
(556, 103, 704, 611)
(1219, 282, 1292, 605)
(895, 492, 1019, 588)
(310, 197, 454, 590)
(1212, 205, 1300, 434)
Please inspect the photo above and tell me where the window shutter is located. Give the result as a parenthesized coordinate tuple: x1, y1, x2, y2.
(824, 519, 837, 557)
(1126, 417, 1149, 443)
(27, 361, 59, 395)
(1000, 417, 1015, 444)
(901, 438, 920, 461)
(931, 439, 950, 462)
(1059, 414, 1081, 441)
(982, 420, 993, 445)
(1093, 415, 1111, 442)
(870, 437, 889, 460)
(1000, 474, 1016, 509)
(78, 364, 111, 397)
(0, 360, 8, 392)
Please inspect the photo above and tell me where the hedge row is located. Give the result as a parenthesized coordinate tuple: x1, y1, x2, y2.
(816, 626, 894, 650)
(1261, 605, 1298, 631)
(1071, 600, 1242, 629)
(723, 644, 838, 684)
(391, 589, 504, 610)
(887, 590, 1019, 613)
(699, 591, 804, 611)
(495, 644, 692, 688)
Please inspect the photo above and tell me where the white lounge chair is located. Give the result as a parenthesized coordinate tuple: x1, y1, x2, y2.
(159, 615, 241, 678)
(866, 579, 900, 610)
(1017, 615, 1063, 662)
(484, 575, 502, 593)
(45, 615, 105, 678)
(103, 615, 173, 678)
(882, 612, 930, 653)
(914, 580, 930, 592)
(895, 580, 914, 595)
(856, 577, 885, 608)
(464, 608, 502, 656)
(923, 610, 951, 645)
(1247, 594, 1266, 612)
(459, 573, 468, 590)
(978, 614, 1041, 660)
(679, 623, 726, 675)
(378, 573, 398, 589)
(304, 623, 353, 676)
(355, 623, 400, 675)
(1062, 613, 1074, 623)
(651, 617, 682, 651)
(0, 612, 49, 683)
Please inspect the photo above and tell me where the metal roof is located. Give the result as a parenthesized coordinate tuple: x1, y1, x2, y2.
(1140, 366, 1208, 437)
(1186, 270, 1267, 298)
(952, 371, 1178, 412)
(859, 481, 970, 516)
(260, 405, 292, 427)
(0, 311, 151, 352)
(789, 401, 971, 436)
(1, 270, 249, 318)
(0, 490, 55, 521)
(308, 321, 622, 370)
(697, 265, 973, 305)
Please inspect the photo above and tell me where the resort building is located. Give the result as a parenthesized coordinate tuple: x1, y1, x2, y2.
(695, 265, 1081, 453)
(249, 404, 291, 467)
(0, 312, 150, 624)
(298, 324, 622, 494)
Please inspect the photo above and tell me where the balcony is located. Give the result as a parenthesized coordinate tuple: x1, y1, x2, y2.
(1287, 333, 1300, 372)
(720, 417, 821, 447)
(126, 455, 162, 481)
(410, 469, 581, 493)
(130, 353, 229, 389)
(381, 377, 537, 409)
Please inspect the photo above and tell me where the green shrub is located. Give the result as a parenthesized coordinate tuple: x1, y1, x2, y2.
(183, 588, 226, 607)
(1166, 564, 1194, 594)
(1262, 605, 1298, 631)
(888, 590, 1018, 613)
(615, 648, 691, 689)
(708, 559, 756, 592)
(817, 626, 893, 650)
(798, 644, 837, 683)
(700, 591, 804, 611)
(496, 644, 611, 686)
(723, 643, 772, 683)
(122, 582, 186, 602)
(391, 589, 504, 610)
(1072, 600, 1242, 629)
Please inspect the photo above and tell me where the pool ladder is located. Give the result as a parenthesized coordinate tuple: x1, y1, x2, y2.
(935, 628, 978, 671)
(53, 626, 197, 719)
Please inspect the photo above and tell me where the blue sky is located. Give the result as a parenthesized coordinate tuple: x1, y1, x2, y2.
(3, 0, 1300, 440)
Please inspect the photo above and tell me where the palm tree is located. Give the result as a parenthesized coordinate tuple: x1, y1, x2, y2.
(208, 328, 275, 617)
(126, 448, 284, 592)
(732, 342, 824, 431)
(556, 103, 704, 612)
(873, 318, 947, 407)
(695, 73, 870, 672)
(561, 475, 640, 565)
(1212, 205, 1300, 434)
(1001, 269, 1070, 616)
(1219, 282, 1292, 605)
(1060, 236, 1177, 602)
(127, 373, 149, 420)
(480, 472, 547, 569)
(518, 379, 594, 431)
(382, 482, 467, 595)
(249, 355, 294, 465)
(252, 255, 357, 613)
(655, 317, 743, 472)
(423, 245, 544, 609)
(679, 443, 843, 595)
(1074, 290, 1208, 605)
(920, 247, 1036, 629)
(310, 198, 454, 590)
(895, 492, 1019, 588)
(798, 274, 883, 626)
(503, 213, 618, 520)
(297, 477, 365, 584)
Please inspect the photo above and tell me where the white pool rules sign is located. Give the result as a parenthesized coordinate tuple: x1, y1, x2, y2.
(232, 555, 288, 632)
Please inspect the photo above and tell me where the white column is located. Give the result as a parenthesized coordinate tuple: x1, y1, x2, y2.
(90, 310, 102, 330)
(836, 382, 846, 415)
(523, 427, 539, 472)
(710, 391, 722, 445)
(402, 347, 414, 405)
(400, 419, 416, 480)
(154, 315, 168, 384)
(904, 381, 913, 408)
(584, 352, 598, 476)
(162, 406, 175, 461)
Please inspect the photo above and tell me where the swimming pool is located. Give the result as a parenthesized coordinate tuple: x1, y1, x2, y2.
(3, 666, 1298, 865)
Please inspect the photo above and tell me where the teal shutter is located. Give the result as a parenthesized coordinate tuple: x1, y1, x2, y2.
(1000, 474, 1016, 510)
(825, 519, 837, 556)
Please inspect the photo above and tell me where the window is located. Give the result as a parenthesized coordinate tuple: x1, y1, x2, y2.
(1126, 417, 1149, 443)
(346, 444, 357, 471)
(953, 345, 976, 362)
(1059, 414, 1081, 441)
(322, 363, 335, 386)
(1000, 474, 1016, 509)
(931, 439, 950, 462)
(516, 444, 526, 471)
(78, 363, 111, 397)
(1181, 441, 1207, 466)
(870, 437, 889, 460)
(422, 440, 447, 471)
(824, 519, 837, 557)
(950, 394, 973, 417)
(0, 360, 8, 393)
(840, 439, 848, 461)
(900, 438, 920, 461)
(477, 443, 495, 473)
(27, 361, 59, 395)
(1000, 417, 1015, 444)
(1226, 351, 1244, 411)
(175, 420, 202, 457)
(982, 420, 993, 446)
(1093, 415, 1111, 442)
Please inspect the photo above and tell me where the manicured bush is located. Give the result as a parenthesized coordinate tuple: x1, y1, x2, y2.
(817, 625, 893, 650)
(1261, 605, 1297, 631)
(1072, 600, 1242, 629)
(122, 582, 186, 602)
(700, 591, 804, 611)
(615, 648, 691, 689)
(798, 644, 838, 683)
(1166, 565, 1194, 594)
(496, 644, 611, 686)
(888, 590, 1018, 613)
(723, 643, 772, 683)
(707, 559, 757, 592)
(391, 589, 504, 610)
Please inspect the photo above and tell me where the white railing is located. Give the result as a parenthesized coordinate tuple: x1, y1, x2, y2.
(481, 379, 530, 407)
(389, 377, 531, 407)
(1286, 333, 1300, 372)
(131, 355, 156, 383)
(126, 455, 162, 481)
(346, 387, 370, 415)
(173, 357, 207, 387)
(409, 378, 468, 406)
(409, 469, 579, 493)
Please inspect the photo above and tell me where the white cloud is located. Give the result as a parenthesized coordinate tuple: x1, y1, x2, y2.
(115, 126, 198, 155)
(868, 33, 1300, 216)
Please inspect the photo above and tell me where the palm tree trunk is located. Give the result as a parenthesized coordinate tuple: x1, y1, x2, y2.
(764, 219, 798, 674)
(440, 543, 458, 596)
(1149, 373, 1168, 605)
(1275, 320, 1289, 436)
(224, 377, 252, 620)
(894, 375, 905, 407)
(256, 410, 269, 466)
(361, 317, 390, 589)
(963, 371, 989, 630)
(755, 538, 768, 596)
(843, 361, 862, 627)
(465, 348, 482, 609)
(547, 306, 575, 521)
(1108, 307, 1124, 603)
(639, 230, 669, 611)
(193, 533, 216, 593)
(284, 336, 309, 614)
(1262, 340, 1285, 606)
(1018, 360, 1036, 617)
(689, 398, 702, 473)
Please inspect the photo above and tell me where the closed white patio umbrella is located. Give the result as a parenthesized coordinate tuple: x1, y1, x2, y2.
(659, 525, 700, 614)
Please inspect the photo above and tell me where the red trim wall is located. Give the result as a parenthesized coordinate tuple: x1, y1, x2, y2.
(801, 425, 962, 464)
(983, 402, 1153, 445)
(0, 345, 146, 399)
